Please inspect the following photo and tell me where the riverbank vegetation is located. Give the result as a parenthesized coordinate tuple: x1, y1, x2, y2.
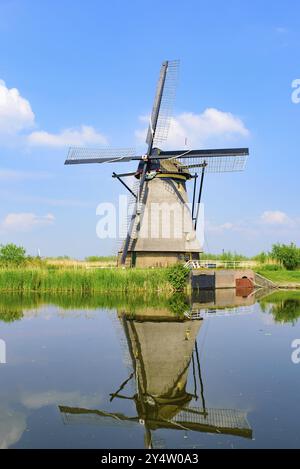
(0, 244, 190, 293)
(1, 242, 300, 291)
(256, 269, 300, 287)
(204, 243, 300, 269)
(0, 267, 174, 293)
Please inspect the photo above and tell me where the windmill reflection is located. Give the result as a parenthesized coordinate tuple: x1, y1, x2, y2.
(59, 295, 253, 447)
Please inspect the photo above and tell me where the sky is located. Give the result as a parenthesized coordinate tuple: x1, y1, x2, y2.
(0, 0, 299, 258)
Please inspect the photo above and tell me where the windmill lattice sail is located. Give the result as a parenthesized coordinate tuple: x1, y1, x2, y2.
(146, 60, 180, 147)
(64, 60, 249, 267)
(65, 147, 137, 165)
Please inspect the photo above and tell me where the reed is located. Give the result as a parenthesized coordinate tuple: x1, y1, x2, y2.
(0, 267, 172, 293)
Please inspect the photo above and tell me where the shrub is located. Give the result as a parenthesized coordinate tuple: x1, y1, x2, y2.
(270, 243, 300, 270)
(0, 243, 26, 267)
(167, 263, 189, 291)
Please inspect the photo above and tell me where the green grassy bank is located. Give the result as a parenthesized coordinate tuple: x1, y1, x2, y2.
(257, 269, 300, 287)
(0, 267, 173, 293)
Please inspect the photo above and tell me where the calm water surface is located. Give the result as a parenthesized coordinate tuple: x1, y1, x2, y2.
(0, 289, 300, 449)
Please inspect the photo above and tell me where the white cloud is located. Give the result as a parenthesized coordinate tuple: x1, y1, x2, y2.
(260, 210, 292, 225)
(28, 125, 108, 147)
(205, 219, 259, 242)
(135, 108, 249, 148)
(1, 212, 55, 232)
(0, 78, 108, 149)
(206, 220, 235, 233)
(203, 210, 300, 254)
(0, 80, 35, 135)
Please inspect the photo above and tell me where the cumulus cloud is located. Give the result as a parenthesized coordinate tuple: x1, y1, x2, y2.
(260, 210, 292, 225)
(28, 125, 108, 147)
(206, 211, 298, 236)
(0, 80, 35, 135)
(135, 108, 249, 148)
(1, 212, 55, 232)
(0, 78, 108, 148)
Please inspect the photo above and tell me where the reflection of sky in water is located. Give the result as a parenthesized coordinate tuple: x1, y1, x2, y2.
(0, 291, 300, 449)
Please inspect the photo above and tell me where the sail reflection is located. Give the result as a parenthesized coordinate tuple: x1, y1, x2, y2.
(59, 291, 254, 447)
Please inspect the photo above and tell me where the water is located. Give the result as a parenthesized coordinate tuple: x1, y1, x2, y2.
(0, 289, 300, 449)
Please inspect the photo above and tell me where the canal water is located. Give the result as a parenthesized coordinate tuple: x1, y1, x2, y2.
(0, 289, 300, 449)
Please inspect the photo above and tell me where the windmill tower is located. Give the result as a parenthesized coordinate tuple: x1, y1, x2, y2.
(59, 309, 252, 448)
(65, 60, 249, 267)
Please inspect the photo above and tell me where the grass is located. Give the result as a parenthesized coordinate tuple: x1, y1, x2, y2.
(45, 257, 117, 268)
(257, 269, 300, 286)
(0, 267, 172, 293)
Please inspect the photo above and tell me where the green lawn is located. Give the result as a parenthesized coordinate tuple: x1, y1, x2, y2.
(257, 269, 300, 286)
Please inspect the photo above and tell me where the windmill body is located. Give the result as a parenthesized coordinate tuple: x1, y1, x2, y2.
(122, 158, 201, 267)
(65, 60, 249, 267)
(59, 308, 252, 448)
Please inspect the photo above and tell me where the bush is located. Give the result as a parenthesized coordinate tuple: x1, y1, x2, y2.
(167, 263, 189, 291)
(0, 243, 26, 267)
(270, 243, 300, 270)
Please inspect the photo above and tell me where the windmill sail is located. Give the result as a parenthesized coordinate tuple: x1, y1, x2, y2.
(59, 404, 252, 438)
(65, 147, 137, 165)
(64, 60, 249, 268)
(158, 147, 249, 173)
(178, 154, 247, 173)
(58, 312, 252, 441)
(146, 60, 179, 150)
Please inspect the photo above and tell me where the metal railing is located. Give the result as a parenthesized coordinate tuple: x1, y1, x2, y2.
(184, 259, 256, 269)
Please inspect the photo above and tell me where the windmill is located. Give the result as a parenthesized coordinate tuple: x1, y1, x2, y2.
(65, 60, 249, 267)
(59, 311, 252, 448)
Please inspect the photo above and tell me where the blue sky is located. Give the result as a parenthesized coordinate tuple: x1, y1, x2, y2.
(0, 0, 299, 258)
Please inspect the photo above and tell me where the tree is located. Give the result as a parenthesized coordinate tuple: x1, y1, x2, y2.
(0, 243, 27, 267)
(270, 243, 300, 270)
